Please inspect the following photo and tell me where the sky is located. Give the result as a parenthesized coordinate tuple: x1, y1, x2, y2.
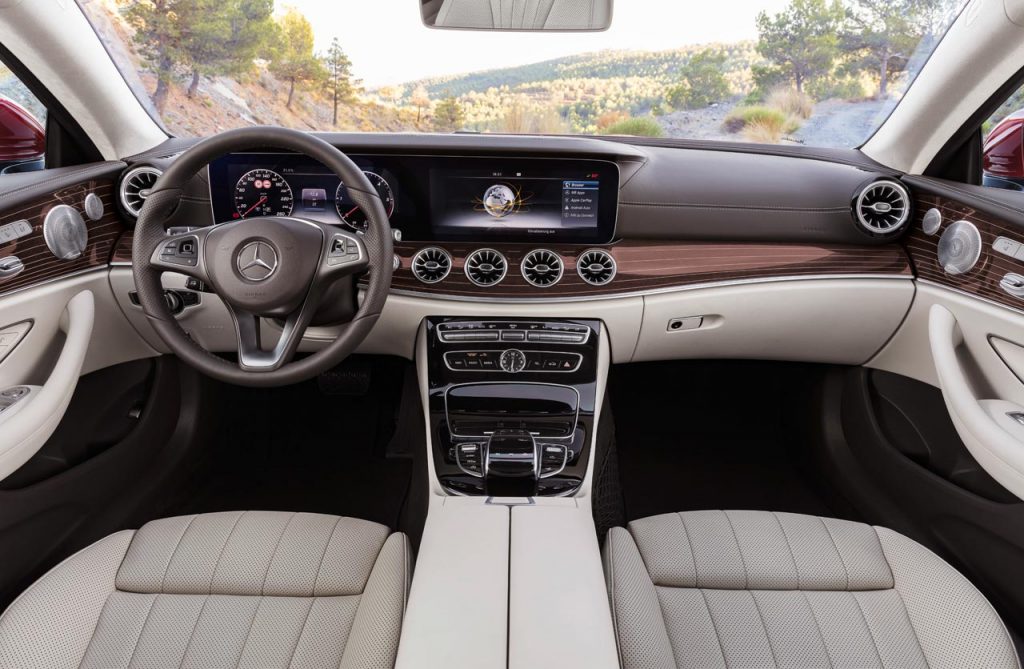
(283, 0, 791, 88)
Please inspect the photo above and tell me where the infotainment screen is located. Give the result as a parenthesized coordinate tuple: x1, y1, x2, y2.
(428, 159, 617, 243)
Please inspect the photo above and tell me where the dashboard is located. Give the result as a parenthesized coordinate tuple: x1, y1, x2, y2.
(208, 153, 620, 244)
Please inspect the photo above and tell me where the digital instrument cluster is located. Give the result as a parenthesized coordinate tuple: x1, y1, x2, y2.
(208, 153, 618, 243)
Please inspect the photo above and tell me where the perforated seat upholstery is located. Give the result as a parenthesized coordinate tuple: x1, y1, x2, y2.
(0, 511, 412, 669)
(434, 0, 610, 30)
(603, 510, 1020, 669)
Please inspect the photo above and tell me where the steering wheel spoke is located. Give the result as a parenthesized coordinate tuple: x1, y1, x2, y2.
(148, 228, 213, 284)
(228, 302, 316, 372)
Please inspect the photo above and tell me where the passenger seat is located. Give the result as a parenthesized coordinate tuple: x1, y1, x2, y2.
(603, 510, 1020, 668)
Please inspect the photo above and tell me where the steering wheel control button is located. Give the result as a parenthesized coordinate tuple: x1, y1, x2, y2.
(236, 240, 278, 281)
(327, 235, 362, 267)
(159, 236, 199, 267)
(499, 349, 527, 374)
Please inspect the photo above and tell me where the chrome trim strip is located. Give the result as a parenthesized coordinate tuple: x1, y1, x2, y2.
(389, 273, 914, 303)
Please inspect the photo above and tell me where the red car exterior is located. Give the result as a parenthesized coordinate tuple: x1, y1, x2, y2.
(0, 97, 44, 164)
(984, 109, 1024, 189)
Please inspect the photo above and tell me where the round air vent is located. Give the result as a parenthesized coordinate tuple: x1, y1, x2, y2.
(521, 249, 564, 287)
(937, 220, 982, 275)
(120, 166, 163, 217)
(411, 247, 452, 284)
(576, 249, 617, 286)
(854, 179, 912, 237)
(465, 249, 508, 287)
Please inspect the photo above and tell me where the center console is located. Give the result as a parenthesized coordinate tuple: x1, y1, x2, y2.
(424, 317, 601, 496)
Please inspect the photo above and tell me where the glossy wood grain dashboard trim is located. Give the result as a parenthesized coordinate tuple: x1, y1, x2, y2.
(111, 232, 912, 298)
(385, 240, 912, 299)
(0, 180, 124, 297)
(904, 193, 1024, 313)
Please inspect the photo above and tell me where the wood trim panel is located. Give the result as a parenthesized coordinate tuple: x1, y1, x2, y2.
(385, 240, 912, 299)
(109, 233, 912, 298)
(905, 193, 1024, 312)
(0, 180, 124, 296)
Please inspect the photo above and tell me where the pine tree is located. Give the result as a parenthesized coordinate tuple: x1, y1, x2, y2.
(324, 38, 354, 126)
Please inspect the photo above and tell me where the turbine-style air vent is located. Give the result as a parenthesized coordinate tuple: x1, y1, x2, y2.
(576, 249, 616, 286)
(521, 249, 564, 287)
(465, 249, 508, 287)
(119, 166, 163, 217)
(411, 247, 452, 284)
(854, 180, 911, 237)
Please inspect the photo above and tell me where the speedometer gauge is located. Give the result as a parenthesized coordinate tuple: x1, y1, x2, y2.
(336, 171, 395, 232)
(234, 169, 294, 218)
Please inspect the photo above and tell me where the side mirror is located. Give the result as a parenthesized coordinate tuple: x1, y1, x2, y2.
(0, 97, 44, 168)
(983, 110, 1024, 191)
(422, 0, 612, 31)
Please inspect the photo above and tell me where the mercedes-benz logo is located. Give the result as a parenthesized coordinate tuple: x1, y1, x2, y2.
(236, 240, 278, 281)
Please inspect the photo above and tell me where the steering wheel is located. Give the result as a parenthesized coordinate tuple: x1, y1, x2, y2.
(131, 127, 393, 387)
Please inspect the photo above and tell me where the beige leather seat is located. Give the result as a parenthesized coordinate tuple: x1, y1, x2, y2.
(434, 0, 610, 30)
(0, 511, 411, 669)
(604, 510, 1020, 669)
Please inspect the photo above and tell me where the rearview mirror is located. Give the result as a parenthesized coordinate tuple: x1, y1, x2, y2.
(421, 0, 612, 31)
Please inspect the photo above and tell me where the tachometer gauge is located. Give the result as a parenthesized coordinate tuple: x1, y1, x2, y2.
(234, 169, 294, 218)
(336, 171, 395, 232)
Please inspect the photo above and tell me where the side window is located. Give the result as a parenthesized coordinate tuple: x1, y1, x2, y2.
(983, 84, 1024, 192)
(0, 62, 46, 174)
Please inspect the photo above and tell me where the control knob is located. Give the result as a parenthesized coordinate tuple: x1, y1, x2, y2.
(500, 348, 526, 373)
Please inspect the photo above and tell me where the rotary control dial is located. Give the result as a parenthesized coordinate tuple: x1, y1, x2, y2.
(500, 349, 526, 374)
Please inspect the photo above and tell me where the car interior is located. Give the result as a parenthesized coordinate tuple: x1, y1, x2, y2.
(3, 0, 1024, 667)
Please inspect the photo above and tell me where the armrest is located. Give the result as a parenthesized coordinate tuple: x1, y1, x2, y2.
(929, 303, 1024, 499)
(0, 290, 94, 481)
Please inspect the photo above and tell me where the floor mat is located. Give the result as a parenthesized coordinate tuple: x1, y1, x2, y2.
(165, 357, 413, 530)
(609, 360, 846, 523)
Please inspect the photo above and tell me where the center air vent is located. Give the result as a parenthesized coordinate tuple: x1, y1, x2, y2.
(411, 247, 452, 284)
(465, 249, 508, 287)
(120, 166, 163, 218)
(521, 249, 564, 287)
(576, 249, 616, 286)
(854, 180, 911, 237)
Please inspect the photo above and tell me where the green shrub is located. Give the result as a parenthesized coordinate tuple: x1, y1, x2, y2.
(601, 117, 665, 138)
(723, 106, 800, 137)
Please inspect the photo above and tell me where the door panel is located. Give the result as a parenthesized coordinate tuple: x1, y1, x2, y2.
(0, 162, 157, 479)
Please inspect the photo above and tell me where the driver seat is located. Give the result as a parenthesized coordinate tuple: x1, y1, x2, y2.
(0, 511, 411, 668)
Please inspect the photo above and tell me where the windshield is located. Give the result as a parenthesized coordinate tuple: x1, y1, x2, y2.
(80, 0, 964, 148)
